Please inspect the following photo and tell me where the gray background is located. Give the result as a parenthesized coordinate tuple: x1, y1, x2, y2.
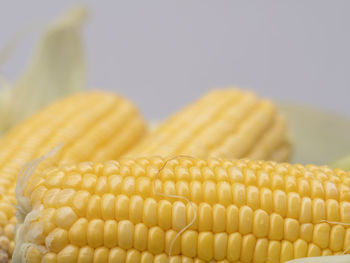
(1, 0, 349, 120)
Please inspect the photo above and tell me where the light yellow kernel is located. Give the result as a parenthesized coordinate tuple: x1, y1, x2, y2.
(143, 198, 157, 227)
(232, 183, 246, 207)
(125, 249, 141, 263)
(187, 203, 198, 230)
(311, 180, 324, 199)
(340, 202, 350, 223)
(214, 233, 228, 260)
(284, 218, 299, 242)
(343, 228, 350, 251)
(108, 247, 126, 263)
(134, 223, 148, 251)
(299, 197, 312, 223)
(253, 209, 269, 238)
(69, 218, 88, 246)
(136, 177, 151, 197)
(42, 252, 57, 263)
(87, 219, 104, 248)
(115, 195, 129, 221)
(87, 195, 102, 219)
(268, 213, 283, 240)
(91, 247, 107, 263)
(300, 223, 313, 242)
(294, 239, 307, 258)
(26, 247, 42, 263)
(118, 220, 134, 249)
(253, 238, 268, 263)
(322, 249, 332, 256)
(198, 203, 212, 232)
(173, 201, 186, 232)
(104, 220, 118, 248)
(324, 181, 338, 200)
(108, 175, 123, 195)
(260, 188, 273, 214)
(101, 194, 115, 220)
(239, 206, 253, 235)
(217, 182, 232, 205)
(39, 208, 56, 235)
(287, 192, 300, 219)
(122, 176, 136, 195)
(129, 195, 143, 224)
(307, 243, 321, 257)
(247, 186, 260, 210)
(82, 173, 97, 193)
(57, 245, 78, 263)
(140, 251, 153, 263)
(213, 204, 226, 233)
(241, 234, 256, 262)
(181, 230, 197, 258)
(46, 228, 68, 253)
(280, 240, 293, 262)
(226, 205, 239, 234)
(266, 240, 280, 263)
(62, 173, 82, 189)
(148, 226, 165, 254)
(43, 189, 61, 208)
(297, 178, 310, 197)
(330, 225, 345, 252)
(189, 181, 202, 203)
(165, 230, 180, 256)
(198, 232, 213, 261)
(313, 223, 330, 249)
(312, 198, 326, 223)
(55, 206, 77, 229)
(273, 190, 287, 217)
(326, 199, 340, 222)
(72, 191, 90, 217)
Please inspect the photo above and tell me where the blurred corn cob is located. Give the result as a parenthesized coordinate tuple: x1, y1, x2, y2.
(127, 88, 291, 162)
(0, 92, 146, 261)
(13, 157, 350, 262)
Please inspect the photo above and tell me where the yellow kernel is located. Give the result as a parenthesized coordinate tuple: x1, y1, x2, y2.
(307, 243, 321, 257)
(87, 195, 101, 220)
(223, 204, 238, 235)
(260, 188, 273, 214)
(101, 194, 115, 220)
(227, 233, 242, 261)
(129, 196, 143, 224)
(253, 238, 268, 263)
(268, 213, 283, 240)
(125, 249, 141, 263)
(69, 218, 88, 246)
(87, 219, 104, 248)
(241, 234, 256, 262)
(287, 192, 300, 219)
(57, 245, 78, 263)
(108, 247, 125, 263)
(42, 253, 57, 263)
(293, 239, 307, 259)
(326, 199, 340, 222)
(280, 240, 293, 262)
(198, 232, 214, 261)
(239, 206, 253, 235)
(181, 230, 198, 258)
(94, 247, 108, 263)
(115, 195, 129, 221)
(72, 191, 90, 217)
(56, 207, 77, 229)
(198, 203, 212, 232)
(214, 233, 228, 260)
(330, 225, 345, 252)
(273, 190, 287, 217)
(118, 220, 134, 249)
(213, 204, 226, 233)
(148, 226, 165, 254)
(266, 240, 280, 263)
(300, 223, 313, 242)
(253, 209, 269, 238)
(143, 198, 157, 227)
(313, 223, 330, 249)
(284, 218, 299, 242)
(165, 230, 180, 256)
(340, 202, 350, 223)
(46, 228, 68, 253)
(173, 201, 186, 232)
(247, 186, 260, 210)
(104, 220, 118, 248)
(217, 182, 232, 205)
(134, 223, 148, 251)
(313, 198, 326, 223)
(232, 184, 246, 207)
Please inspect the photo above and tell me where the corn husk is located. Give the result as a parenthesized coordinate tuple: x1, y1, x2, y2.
(286, 255, 350, 263)
(0, 6, 88, 133)
(278, 102, 350, 165)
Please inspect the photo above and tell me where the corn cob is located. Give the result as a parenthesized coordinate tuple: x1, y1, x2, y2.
(127, 89, 291, 162)
(0, 92, 146, 261)
(14, 157, 350, 263)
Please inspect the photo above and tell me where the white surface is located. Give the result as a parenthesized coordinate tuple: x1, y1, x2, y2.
(1, 1, 350, 120)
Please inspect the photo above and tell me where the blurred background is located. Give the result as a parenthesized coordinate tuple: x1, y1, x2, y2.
(1, 0, 349, 120)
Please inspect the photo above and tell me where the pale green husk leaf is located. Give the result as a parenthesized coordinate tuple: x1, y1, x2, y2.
(277, 102, 350, 166)
(286, 255, 350, 263)
(0, 6, 88, 133)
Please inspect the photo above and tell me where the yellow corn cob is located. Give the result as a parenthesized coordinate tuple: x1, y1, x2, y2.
(14, 157, 350, 263)
(0, 92, 146, 261)
(127, 89, 291, 162)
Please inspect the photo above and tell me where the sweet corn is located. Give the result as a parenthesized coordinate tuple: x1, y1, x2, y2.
(14, 157, 350, 262)
(127, 89, 291, 162)
(0, 92, 146, 261)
